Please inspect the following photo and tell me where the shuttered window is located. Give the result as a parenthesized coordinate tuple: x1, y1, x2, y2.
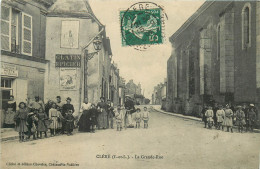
(22, 13, 32, 55)
(1, 5, 11, 51)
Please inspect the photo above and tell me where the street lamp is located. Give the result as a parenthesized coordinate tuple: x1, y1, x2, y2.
(84, 36, 102, 99)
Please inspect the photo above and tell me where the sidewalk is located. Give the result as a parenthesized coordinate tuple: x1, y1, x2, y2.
(1, 128, 19, 142)
(151, 105, 260, 133)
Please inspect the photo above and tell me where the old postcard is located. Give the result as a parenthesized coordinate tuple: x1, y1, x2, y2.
(1, 0, 260, 169)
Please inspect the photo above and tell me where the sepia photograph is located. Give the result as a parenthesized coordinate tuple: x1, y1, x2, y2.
(0, 0, 260, 169)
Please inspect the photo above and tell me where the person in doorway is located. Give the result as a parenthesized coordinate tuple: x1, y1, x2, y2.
(115, 105, 124, 131)
(205, 106, 214, 129)
(235, 106, 246, 133)
(61, 97, 74, 134)
(142, 107, 150, 129)
(14, 102, 29, 142)
(97, 97, 108, 129)
(223, 104, 234, 133)
(248, 104, 257, 132)
(216, 105, 225, 130)
(107, 100, 115, 129)
(78, 98, 92, 132)
(49, 103, 63, 136)
(37, 108, 48, 138)
(3, 95, 16, 128)
(134, 108, 142, 129)
(201, 105, 208, 128)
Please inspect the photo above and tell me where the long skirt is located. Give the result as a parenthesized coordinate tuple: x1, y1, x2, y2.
(78, 112, 91, 132)
(223, 117, 233, 127)
(97, 111, 108, 129)
(15, 119, 28, 133)
(37, 120, 47, 132)
(49, 117, 62, 129)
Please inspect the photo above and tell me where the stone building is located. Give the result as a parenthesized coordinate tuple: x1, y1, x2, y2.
(1, 0, 53, 126)
(167, 1, 260, 118)
(118, 76, 126, 106)
(44, 0, 113, 111)
(109, 62, 119, 106)
(125, 79, 142, 95)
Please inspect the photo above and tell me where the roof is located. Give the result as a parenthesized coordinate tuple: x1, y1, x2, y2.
(47, 0, 103, 26)
(169, 1, 214, 43)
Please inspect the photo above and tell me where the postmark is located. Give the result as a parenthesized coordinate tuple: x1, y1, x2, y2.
(120, 2, 167, 51)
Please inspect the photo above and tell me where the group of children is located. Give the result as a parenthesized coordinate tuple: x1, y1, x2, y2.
(202, 104, 258, 133)
(114, 106, 150, 131)
(14, 97, 76, 142)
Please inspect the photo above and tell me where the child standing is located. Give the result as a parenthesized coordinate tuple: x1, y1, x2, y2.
(135, 108, 142, 129)
(27, 109, 38, 140)
(223, 104, 234, 133)
(14, 102, 29, 142)
(115, 106, 124, 131)
(37, 108, 48, 138)
(216, 105, 225, 130)
(248, 104, 257, 132)
(142, 107, 150, 129)
(235, 106, 246, 133)
(205, 106, 214, 129)
(65, 110, 74, 136)
(49, 103, 63, 136)
(89, 104, 97, 133)
(201, 106, 208, 128)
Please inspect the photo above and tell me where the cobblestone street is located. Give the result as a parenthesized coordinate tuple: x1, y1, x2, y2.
(1, 106, 260, 169)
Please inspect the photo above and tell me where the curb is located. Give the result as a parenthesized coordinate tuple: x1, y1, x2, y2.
(152, 107, 260, 133)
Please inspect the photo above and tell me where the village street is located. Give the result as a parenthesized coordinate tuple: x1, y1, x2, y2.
(1, 106, 260, 169)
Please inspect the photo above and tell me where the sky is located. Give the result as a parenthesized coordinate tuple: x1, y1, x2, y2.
(88, 0, 205, 99)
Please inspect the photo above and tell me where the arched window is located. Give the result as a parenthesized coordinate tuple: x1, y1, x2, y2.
(217, 24, 220, 60)
(242, 3, 251, 49)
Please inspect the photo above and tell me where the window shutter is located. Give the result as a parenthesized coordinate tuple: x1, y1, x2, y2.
(1, 5, 11, 51)
(22, 13, 32, 55)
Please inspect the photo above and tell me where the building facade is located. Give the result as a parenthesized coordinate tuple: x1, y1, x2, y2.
(44, 0, 113, 112)
(109, 62, 119, 106)
(118, 76, 126, 106)
(167, 1, 260, 119)
(1, 0, 53, 126)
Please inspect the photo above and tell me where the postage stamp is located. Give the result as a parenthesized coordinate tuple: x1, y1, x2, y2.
(120, 2, 167, 50)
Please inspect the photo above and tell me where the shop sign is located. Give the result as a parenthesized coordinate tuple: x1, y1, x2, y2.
(1, 63, 18, 77)
(55, 54, 81, 67)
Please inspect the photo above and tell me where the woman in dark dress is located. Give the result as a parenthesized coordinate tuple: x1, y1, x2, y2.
(78, 109, 91, 132)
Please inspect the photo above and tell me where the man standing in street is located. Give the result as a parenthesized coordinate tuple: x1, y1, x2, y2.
(107, 100, 115, 129)
(97, 97, 108, 129)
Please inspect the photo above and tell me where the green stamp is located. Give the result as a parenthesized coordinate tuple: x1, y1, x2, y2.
(120, 7, 163, 47)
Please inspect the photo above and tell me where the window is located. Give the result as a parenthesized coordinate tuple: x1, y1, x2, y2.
(217, 25, 220, 60)
(242, 3, 251, 49)
(11, 9, 19, 53)
(22, 13, 32, 55)
(1, 5, 33, 55)
(1, 5, 11, 51)
(1, 78, 13, 100)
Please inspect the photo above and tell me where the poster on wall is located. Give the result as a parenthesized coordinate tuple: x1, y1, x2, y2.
(59, 68, 77, 90)
(61, 20, 79, 48)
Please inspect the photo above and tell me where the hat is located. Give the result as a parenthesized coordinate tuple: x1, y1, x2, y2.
(66, 97, 71, 101)
(237, 105, 242, 108)
(100, 96, 105, 100)
(250, 104, 254, 107)
(226, 104, 230, 107)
